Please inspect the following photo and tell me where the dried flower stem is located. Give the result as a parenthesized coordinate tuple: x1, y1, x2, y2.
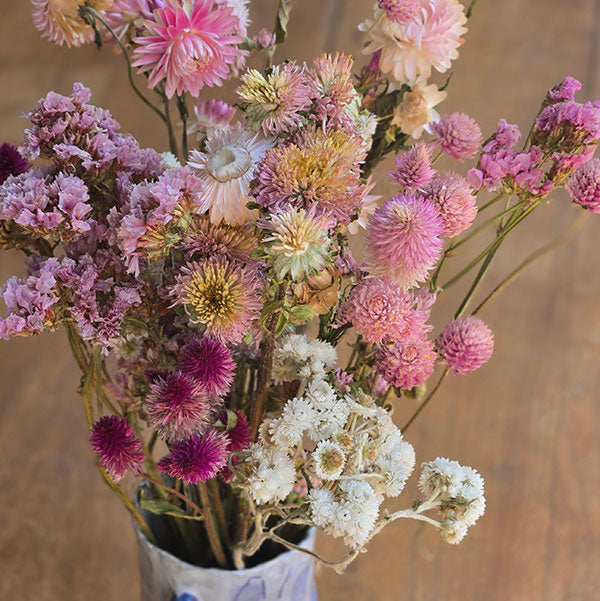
(198, 482, 229, 568)
(401, 367, 450, 434)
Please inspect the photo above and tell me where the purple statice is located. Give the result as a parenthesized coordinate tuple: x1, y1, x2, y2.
(389, 143, 436, 191)
(0, 256, 61, 340)
(157, 430, 230, 484)
(115, 167, 203, 274)
(430, 112, 483, 160)
(21, 83, 120, 163)
(178, 337, 236, 398)
(90, 415, 145, 482)
(424, 172, 477, 237)
(0, 143, 30, 184)
(566, 158, 600, 212)
(144, 371, 212, 441)
(57, 253, 142, 352)
(548, 76, 582, 103)
(0, 168, 93, 239)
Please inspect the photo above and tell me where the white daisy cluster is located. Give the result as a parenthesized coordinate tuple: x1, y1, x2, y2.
(271, 333, 337, 384)
(418, 457, 486, 544)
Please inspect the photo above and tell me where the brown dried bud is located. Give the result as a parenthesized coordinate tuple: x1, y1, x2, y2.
(294, 267, 340, 315)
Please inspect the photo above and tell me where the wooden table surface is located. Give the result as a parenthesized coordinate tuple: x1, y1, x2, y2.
(1, 1, 600, 600)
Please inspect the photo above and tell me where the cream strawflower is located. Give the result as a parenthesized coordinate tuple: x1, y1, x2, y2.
(188, 123, 273, 226)
(392, 79, 447, 139)
(361, 1, 467, 84)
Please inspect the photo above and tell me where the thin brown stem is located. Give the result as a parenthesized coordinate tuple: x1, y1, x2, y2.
(198, 482, 229, 568)
(142, 473, 204, 516)
(208, 478, 231, 547)
(401, 368, 450, 434)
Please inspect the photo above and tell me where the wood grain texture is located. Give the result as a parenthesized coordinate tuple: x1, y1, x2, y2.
(1, 1, 600, 600)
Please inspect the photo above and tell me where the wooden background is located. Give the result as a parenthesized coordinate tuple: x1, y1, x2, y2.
(1, 1, 600, 599)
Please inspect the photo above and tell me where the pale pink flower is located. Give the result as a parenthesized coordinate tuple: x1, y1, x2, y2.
(389, 142, 436, 190)
(566, 158, 600, 213)
(424, 172, 477, 237)
(378, 0, 420, 23)
(361, 1, 467, 84)
(436, 316, 494, 375)
(187, 99, 236, 140)
(377, 336, 436, 389)
(133, 0, 243, 98)
(366, 193, 444, 289)
(391, 80, 447, 139)
(430, 112, 483, 160)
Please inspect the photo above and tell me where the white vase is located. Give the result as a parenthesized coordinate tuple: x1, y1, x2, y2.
(135, 526, 318, 601)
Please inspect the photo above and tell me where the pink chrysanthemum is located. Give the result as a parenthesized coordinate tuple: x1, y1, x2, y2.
(378, 0, 420, 23)
(32, 0, 112, 47)
(157, 429, 229, 484)
(144, 371, 211, 441)
(132, 0, 243, 98)
(253, 128, 365, 226)
(566, 158, 600, 213)
(169, 256, 263, 345)
(362, 0, 467, 83)
(178, 336, 236, 398)
(366, 193, 444, 289)
(237, 62, 312, 135)
(389, 142, 436, 190)
(377, 336, 436, 389)
(436, 316, 494, 375)
(430, 112, 483, 160)
(89, 415, 144, 482)
(425, 172, 477, 237)
(338, 277, 413, 344)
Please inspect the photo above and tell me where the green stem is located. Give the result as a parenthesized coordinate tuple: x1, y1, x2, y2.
(159, 88, 179, 157)
(176, 94, 189, 162)
(198, 482, 229, 568)
(477, 192, 506, 213)
(401, 368, 450, 434)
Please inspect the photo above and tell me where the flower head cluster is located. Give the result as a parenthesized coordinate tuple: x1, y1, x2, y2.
(389, 142, 435, 191)
(260, 207, 331, 281)
(419, 457, 486, 544)
(366, 193, 444, 289)
(133, 0, 244, 98)
(436, 316, 494, 375)
(376, 335, 436, 389)
(431, 112, 483, 160)
(237, 62, 312, 134)
(566, 158, 600, 213)
(169, 256, 263, 345)
(253, 128, 366, 226)
(188, 124, 273, 226)
(272, 333, 337, 384)
(361, 1, 467, 84)
(90, 415, 145, 482)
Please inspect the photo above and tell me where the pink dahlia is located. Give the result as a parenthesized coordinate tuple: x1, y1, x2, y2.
(144, 371, 212, 441)
(89, 415, 144, 482)
(430, 112, 483, 160)
(389, 142, 436, 191)
(377, 336, 436, 389)
(132, 0, 243, 98)
(362, 0, 467, 83)
(178, 336, 236, 398)
(366, 193, 444, 289)
(566, 158, 600, 213)
(436, 316, 494, 375)
(169, 256, 263, 345)
(424, 172, 477, 237)
(378, 0, 420, 23)
(157, 429, 229, 483)
(338, 277, 413, 344)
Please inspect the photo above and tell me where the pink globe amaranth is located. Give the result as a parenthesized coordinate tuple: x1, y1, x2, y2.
(157, 429, 230, 484)
(389, 142, 436, 191)
(132, 0, 243, 98)
(366, 193, 444, 289)
(376, 336, 436, 389)
(436, 316, 494, 375)
(89, 415, 144, 482)
(144, 371, 212, 442)
(378, 0, 420, 23)
(431, 112, 483, 160)
(566, 158, 600, 213)
(424, 172, 477, 237)
(178, 336, 236, 398)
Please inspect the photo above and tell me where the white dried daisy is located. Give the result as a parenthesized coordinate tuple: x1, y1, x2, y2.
(269, 397, 316, 447)
(188, 123, 273, 226)
(419, 457, 464, 499)
(440, 517, 469, 544)
(308, 487, 337, 528)
(313, 440, 346, 480)
(246, 443, 296, 504)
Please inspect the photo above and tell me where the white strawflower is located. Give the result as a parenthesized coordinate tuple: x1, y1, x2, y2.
(440, 518, 469, 544)
(313, 440, 346, 480)
(269, 396, 316, 447)
(262, 207, 331, 281)
(247, 443, 296, 504)
(305, 382, 351, 441)
(189, 123, 273, 226)
(419, 457, 464, 498)
(272, 333, 312, 384)
(308, 339, 337, 372)
(334, 480, 381, 547)
(160, 152, 181, 168)
(344, 97, 378, 151)
(444, 466, 486, 527)
(308, 487, 337, 528)
(376, 431, 415, 496)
